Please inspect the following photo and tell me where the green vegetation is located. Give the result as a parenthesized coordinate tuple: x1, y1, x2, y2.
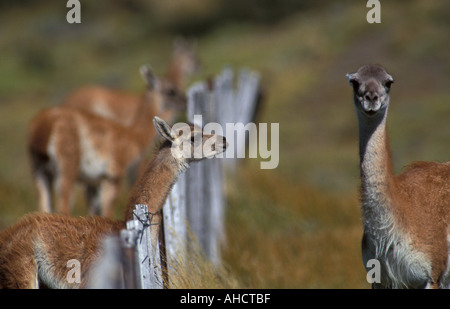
(0, 0, 448, 288)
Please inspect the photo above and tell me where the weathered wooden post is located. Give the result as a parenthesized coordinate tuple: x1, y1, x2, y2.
(87, 235, 126, 289)
(203, 80, 225, 266)
(185, 82, 208, 259)
(161, 171, 187, 287)
(120, 229, 138, 289)
(132, 204, 163, 289)
(184, 78, 228, 266)
(234, 68, 261, 160)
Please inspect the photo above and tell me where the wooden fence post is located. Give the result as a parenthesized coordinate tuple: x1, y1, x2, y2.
(203, 81, 225, 266)
(185, 82, 208, 259)
(120, 229, 138, 289)
(131, 204, 163, 289)
(214, 68, 236, 169)
(234, 68, 261, 160)
(161, 171, 187, 286)
(87, 235, 125, 289)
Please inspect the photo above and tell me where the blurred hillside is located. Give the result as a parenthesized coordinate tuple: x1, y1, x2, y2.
(0, 0, 449, 288)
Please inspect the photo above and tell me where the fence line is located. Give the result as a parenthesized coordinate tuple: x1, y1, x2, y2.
(88, 67, 261, 288)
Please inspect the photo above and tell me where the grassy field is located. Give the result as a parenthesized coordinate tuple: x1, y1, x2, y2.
(0, 1, 448, 288)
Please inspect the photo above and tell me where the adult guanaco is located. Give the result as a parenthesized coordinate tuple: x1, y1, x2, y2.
(347, 64, 450, 288)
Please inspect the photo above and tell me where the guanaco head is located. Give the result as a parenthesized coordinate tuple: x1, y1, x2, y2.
(140, 65, 187, 114)
(153, 116, 227, 167)
(346, 64, 394, 117)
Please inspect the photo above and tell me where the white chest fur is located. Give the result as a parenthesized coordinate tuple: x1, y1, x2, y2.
(362, 204, 432, 288)
(79, 126, 108, 182)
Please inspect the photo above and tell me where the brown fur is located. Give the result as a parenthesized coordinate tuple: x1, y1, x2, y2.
(394, 162, 450, 286)
(62, 78, 186, 127)
(125, 145, 176, 221)
(0, 213, 123, 288)
(1, 118, 226, 288)
(62, 86, 143, 127)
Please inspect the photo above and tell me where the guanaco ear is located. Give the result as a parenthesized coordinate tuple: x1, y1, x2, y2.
(153, 116, 175, 141)
(346, 72, 360, 91)
(384, 74, 394, 89)
(346, 72, 357, 84)
(140, 65, 158, 90)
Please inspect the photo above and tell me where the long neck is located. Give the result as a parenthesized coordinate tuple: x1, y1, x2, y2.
(130, 92, 163, 151)
(357, 107, 396, 231)
(124, 143, 184, 221)
(166, 57, 186, 89)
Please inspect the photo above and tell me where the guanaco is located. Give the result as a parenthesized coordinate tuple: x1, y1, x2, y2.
(347, 64, 450, 288)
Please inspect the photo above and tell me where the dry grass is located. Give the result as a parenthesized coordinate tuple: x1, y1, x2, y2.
(222, 165, 367, 288)
(163, 231, 241, 289)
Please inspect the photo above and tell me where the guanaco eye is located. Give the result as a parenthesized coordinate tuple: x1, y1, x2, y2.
(384, 80, 394, 89)
(166, 89, 177, 97)
(350, 81, 360, 93)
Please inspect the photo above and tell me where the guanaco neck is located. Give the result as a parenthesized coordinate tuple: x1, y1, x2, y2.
(166, 57, 186, 89)
(357, 105, 397, 237)
(130, 92, 164, 152)
(124, 141, 185, 221)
